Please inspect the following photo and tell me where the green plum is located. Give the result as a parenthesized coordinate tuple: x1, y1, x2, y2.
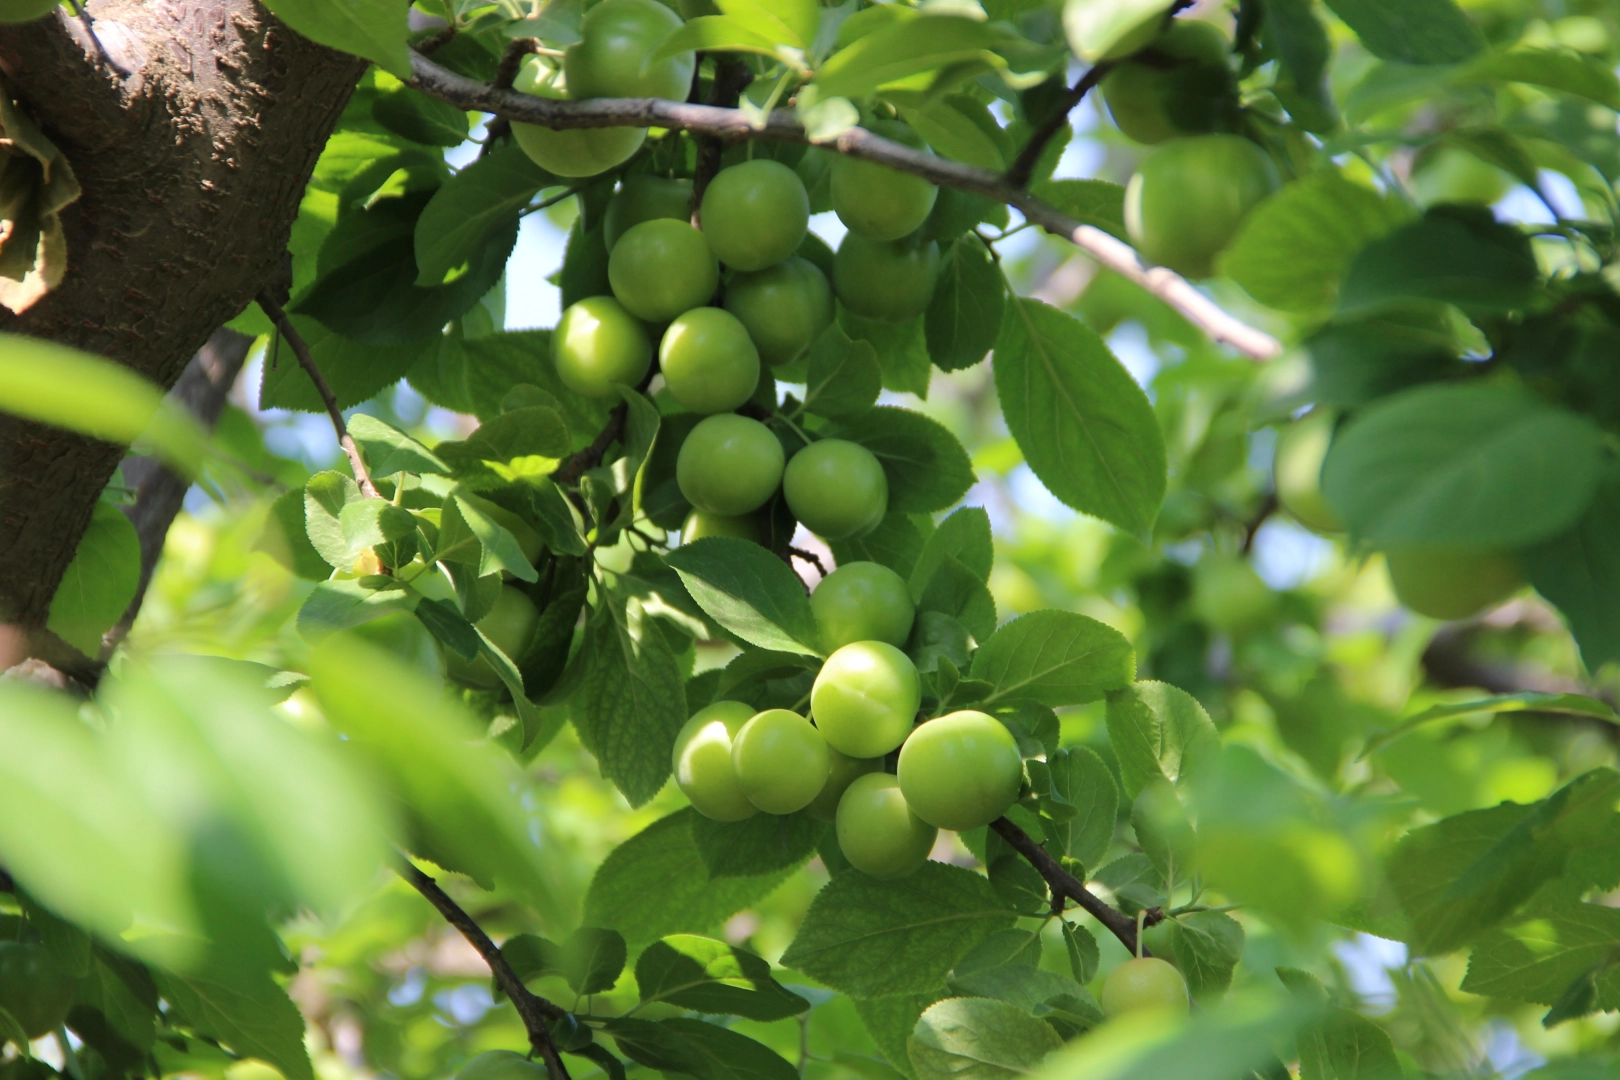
(723, 256, 834, 366)
(608, 218, 719, 322)
(811, 560, 915, 652)
(807, 747, 882, 820)
(831, 120, 938, 241)
(1125, 134, 1279, 278)
(835, 773, 937, 879)
(0, 942, 74, 1038)
(1101, 957, 1189, 1017)
(833, 233, 941, 321)
(511, 57, 646, 178)
(1274, 410, 1342, 534)
(810, 641, 921, 759)
(672, 700, 759, 821)
(564, 0, 694, 101)
(553, 295, 652, 397)
(683, 509, 764, 544)
(676, 414, 785, 516)
(783, 438, 888, 541)
(1191, 555, 1274, 633)
(1101, 20, 1237, 145)
(731, 709, 831, 814)
(456, 1051, 547, 1080)
(700, 160, 810, 271)
(1384, 548, 1522, 621)
(605, 175, 694, 250)
(443, 585, 539, 689)
(896, 710, 1024, 831)
(659, 306, 760, 414)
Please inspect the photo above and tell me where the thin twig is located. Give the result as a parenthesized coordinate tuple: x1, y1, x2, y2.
(416, 26, 457, 57)
(1004, 61, 1114, 189)
(495, 38, 541, 90)
(990, 817, 1158, 956)
(553, 401, 629, 486)
(787, 546, 827, 577)
(691, 58, 754, 222)
(405, 52, 1283, 360)
(256, 291, 378, 499)
(398, 863, 572, 1080)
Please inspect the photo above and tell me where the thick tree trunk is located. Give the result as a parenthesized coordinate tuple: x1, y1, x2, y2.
(0, 0, 364, 626)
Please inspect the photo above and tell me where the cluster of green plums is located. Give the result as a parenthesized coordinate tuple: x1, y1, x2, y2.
(1272, 410, 1524, 622)
(1104, 18, 1280, 279)
(672, 560, 1024, 880)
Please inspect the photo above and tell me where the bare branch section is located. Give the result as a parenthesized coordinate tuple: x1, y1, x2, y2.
(399, 863, 573, 1080)
(406, 52, 1283, 361)
(989, 817, 1158, 956)
(256, 292, 379, 499)
(1004, 61, 1114, 189)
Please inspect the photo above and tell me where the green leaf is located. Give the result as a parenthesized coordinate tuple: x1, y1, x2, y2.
(1104, 681, 1219, 799)
(857, 994, 946, 1080)
(813, 16, 1008, 101)
(1062, 922, 1099, 985)
(372, 87, 470, 148)
(264, 1, 409, 73)
(1320, 0, 1484, 64)
(297, 576, 418, 639)
(915, 554, 996, 644)
(156, 962, 314, 1080)
(781, 862, 1016, 998)
(1463, 904, 1620, 1009)
(908, 997, 1064, 1080)
(1338, 206, 1538, 315)
(503, 928, 627, 995)
(260, 315, 435, 412)
(1168, 912, 1245, 1002)
(303, 470, 361, 569)
(636, 935, 810, 1020)
(439, 492, 540, 582)
(1259, 0, 1337, 132)
(1278, 967, 1401, 1080)
(691, 810, 824, 879)
(1321, 383, 1606, 548)
(1044, 747, 1118, 869)
(415, 144, 550, 287)
(971, 610, 1135, 709)
(346, 413, 447, 475)
(572, 599, 690, 807)
(1061, 0, 1168, 61)
(993, 300, 1166, 539)
(831, 406, 975, 515)
(606, 1017, 797, 1080)
(1220, 170, 1409, 313)
(1364, 692, 1618, 759)
(585, 810, 801, 950)
(0, 332, 208, 475)
(720, 0, 818, 48)
(652, 14, 787, 62)
(1031, 996, 1313, 1080)
(910, 507, 993, 599)
(339, 498, 416, 561)
(1458, 48, 1620, 110)
(1031, 179, 1127, 239)
(926, 237, 1004, 373)
(1387, 770, 1620, 955)
(307, 637, 561, 922)
(803, 323, 882, 419)
(839, 310, 934, 398)
(46, 499, 139, 655)
(947, 966, 1102, 1029)
(891, 95, 1009, 172)
(74, 951, 157, 1054)
(464, 331, 614, 438)
(1524, 467, 1620, 672)
(664, 538, 822, 656)
(832, 512, 925, 580)
(258, 488, 331, 581)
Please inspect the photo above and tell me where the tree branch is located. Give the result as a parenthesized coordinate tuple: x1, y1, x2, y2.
(990, 817, 1158, 956)
(256, 291, 378, 499)
(552, 401, 628, 487)
(1004, 62, 1113, 189)
(787, 546, 827, 577)
(398, 863, 572, 1080)
(405, 51, 1282, 361)
(691, 57, 753, 221)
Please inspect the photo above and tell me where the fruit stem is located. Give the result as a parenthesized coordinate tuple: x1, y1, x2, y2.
(1136, 909, 1146, 960)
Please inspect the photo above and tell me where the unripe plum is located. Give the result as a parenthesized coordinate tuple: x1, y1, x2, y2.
(783, 439, 888, 541)
(672, 700, 760, 821)
(700, 160, 810, 271)
(609, 219, 720, 322)
(683, 509, 764, 544)
(1273, 410, 1342, 534)
(730, 709, 831, 814)
(676, 414, 785, 516)
(564, 0, 694, 101)
(833, 233, 941, 321)
(443, 585, 539, 689)
(807, 747, 882, 820)
(896, 710, 1023, 831)
(1384, 547, 1522, 621)
(724, 256, 834, 366)
(660, 307, 760, 414)
(831, 120, 938, 241)
(1101, 957, 1189, 1017)
(511, 58, 646, 178)
(1125, 134, 1278, 278)
(811, 641, 920, 759)
(1101, 20, 1237, 145)
(553, 295, 652, 398)
(836, 773, 937, 879)
(456, 1051, 547, 1080)
(811, 560, 915, 652)
(605, 175, 694, 250)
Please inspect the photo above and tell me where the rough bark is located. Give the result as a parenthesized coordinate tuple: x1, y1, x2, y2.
(0, 1, 365, 626)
